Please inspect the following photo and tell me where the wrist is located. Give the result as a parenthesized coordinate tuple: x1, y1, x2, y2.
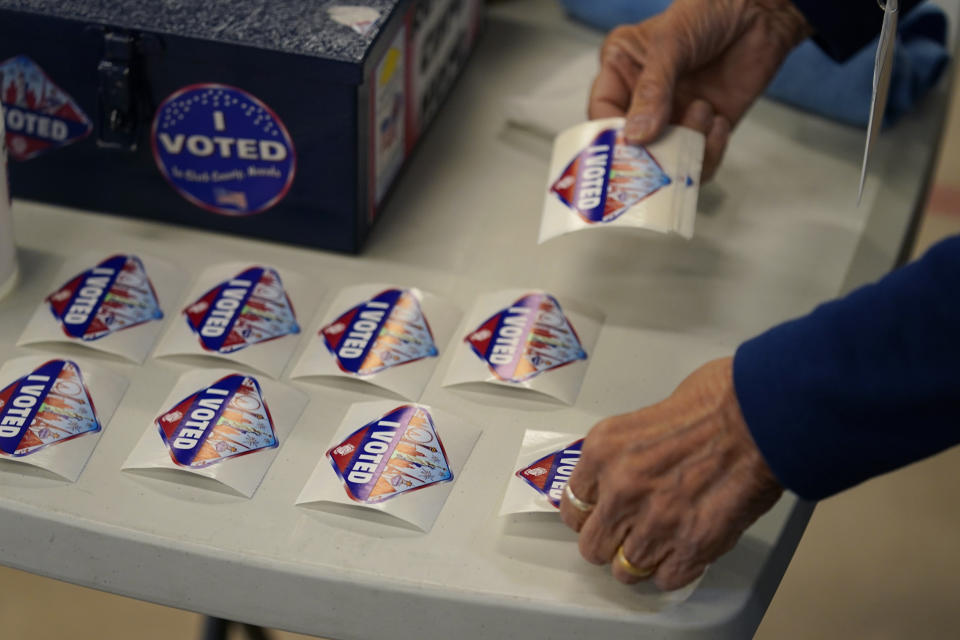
(750, 0, 815, 49)
(704, 357, 784, 493)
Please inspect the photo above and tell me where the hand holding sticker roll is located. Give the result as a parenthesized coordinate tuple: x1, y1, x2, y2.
(589, 0, 812, 180)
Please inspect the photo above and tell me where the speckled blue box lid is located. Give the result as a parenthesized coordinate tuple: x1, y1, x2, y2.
(0, 0, 402, 64)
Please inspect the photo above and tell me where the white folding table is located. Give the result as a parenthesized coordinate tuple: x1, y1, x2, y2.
(0, 1, 955, 638)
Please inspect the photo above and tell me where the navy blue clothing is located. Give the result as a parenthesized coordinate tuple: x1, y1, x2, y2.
(731, 0, 958, 501)
(734, 235, 960, 500)
(792, 0, 925, 61)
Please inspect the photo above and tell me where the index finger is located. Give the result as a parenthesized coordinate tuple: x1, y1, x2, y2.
(588, 63, 631, 120)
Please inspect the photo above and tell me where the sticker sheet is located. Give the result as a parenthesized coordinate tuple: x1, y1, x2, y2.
(539, 119, 704, 244)
(0, 355, 127, 481)
(500, 430, 585, 516)
(122, 368, 307, 498)
(443, 290, 602, 404)
(290, 284, 460, 400)
(153, 263, 310, 378)
(18, 252, 184, 363)
(297, 401, 481, 532)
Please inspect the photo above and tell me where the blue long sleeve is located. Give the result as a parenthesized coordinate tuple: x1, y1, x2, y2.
(733, 235, 960, 500)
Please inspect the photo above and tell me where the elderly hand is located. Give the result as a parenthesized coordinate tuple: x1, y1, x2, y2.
(559, 357, 783, 590)
(590, 0, 812, 180)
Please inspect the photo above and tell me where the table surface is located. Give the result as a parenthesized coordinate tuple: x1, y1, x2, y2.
(0, 1, 955, 639)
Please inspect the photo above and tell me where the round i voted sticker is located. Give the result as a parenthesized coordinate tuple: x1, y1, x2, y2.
(151, 84, 296, 216)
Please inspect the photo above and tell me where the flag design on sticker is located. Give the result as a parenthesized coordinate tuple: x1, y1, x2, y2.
(0, 55, 93, 161)
(550, 128, 671, 223)
(466, 293, 587, 383)
(328, 404, 452, 504)
(516, 439, 583, 508)
(0, 360, 100, 457)
(156, 374, 277, 469)
(184, 266, 300, 354)
(46, 255, 164, 341)
(320, 289, 437, 376)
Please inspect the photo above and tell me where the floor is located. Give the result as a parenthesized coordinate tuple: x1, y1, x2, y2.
(3, 68, 960, 640)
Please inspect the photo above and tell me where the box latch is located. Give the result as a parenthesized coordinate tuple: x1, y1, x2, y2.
(97, 31, 138, 150)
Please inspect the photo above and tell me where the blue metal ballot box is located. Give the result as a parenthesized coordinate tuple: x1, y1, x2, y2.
(0, 0, 482, 252)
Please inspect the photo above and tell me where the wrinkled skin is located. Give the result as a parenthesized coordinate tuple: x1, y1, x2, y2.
(589, 0, 812, 180)
(559, 358, 784, 590)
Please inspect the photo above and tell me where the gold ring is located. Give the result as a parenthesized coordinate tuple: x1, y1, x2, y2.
(616, 546, 654, 579)
(563, 483, 594, 513)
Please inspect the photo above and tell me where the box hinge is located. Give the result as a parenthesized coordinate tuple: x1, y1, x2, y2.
(97, 31, 138, 150)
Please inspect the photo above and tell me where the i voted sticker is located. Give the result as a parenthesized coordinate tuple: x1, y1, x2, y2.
(46, 254, 164, 342)
(0, 55, 93, 161)
(551, 128, 671, 224)
(156, 373, 277, 468)
(0, 359, 100, 457)
(152, 84, 296, 216)
(321, 288, 438, 376)
(327, 404, 452, 504)
(516, 438, 582, 508)
(184, 266, 299, 354)
(465, 292, 587, 383)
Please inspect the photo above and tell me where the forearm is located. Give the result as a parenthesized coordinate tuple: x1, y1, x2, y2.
(733, 234, 960, 500)
(791, 0, 926, 61)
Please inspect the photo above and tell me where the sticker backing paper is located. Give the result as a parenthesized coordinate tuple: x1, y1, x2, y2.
(122, 368, 307, 498)
(18, 252, 184, 363)
(153, 263, 311, 378)
(443, 290, 602, 404)
(500, 430, 585, 516)
(0, 355, 127, 481)
(539, 119, 704, 243)
(297, 400, 481, 532)
(290, 284, 460, 400)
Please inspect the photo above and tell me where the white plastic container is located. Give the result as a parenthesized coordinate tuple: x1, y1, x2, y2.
(0, 103, 16, 300)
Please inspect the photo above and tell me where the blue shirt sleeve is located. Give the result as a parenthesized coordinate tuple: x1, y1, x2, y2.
(733, 234, 960, 500)
(791, 0, 926, 61)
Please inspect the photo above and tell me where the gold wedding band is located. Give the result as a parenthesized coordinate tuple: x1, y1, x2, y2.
(616, 546, 655, 579)
(563, 483, 594, 513)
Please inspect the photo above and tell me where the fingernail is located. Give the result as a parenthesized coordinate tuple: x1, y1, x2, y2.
(625, 114, 654, 142)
